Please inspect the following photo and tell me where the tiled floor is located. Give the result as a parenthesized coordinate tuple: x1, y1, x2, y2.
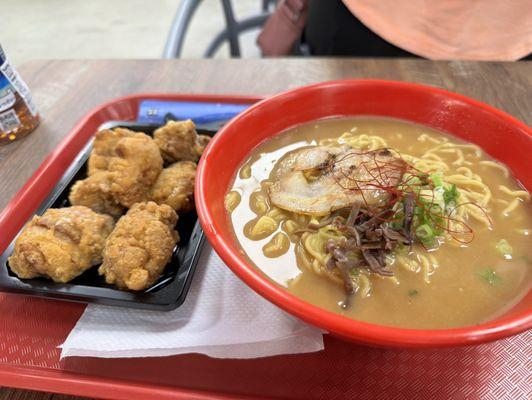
(1, 0, 263, 65)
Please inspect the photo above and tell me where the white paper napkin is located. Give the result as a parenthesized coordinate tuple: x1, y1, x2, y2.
(60, 244, 324, 359)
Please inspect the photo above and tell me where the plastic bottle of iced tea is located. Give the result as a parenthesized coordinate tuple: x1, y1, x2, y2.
(0, 44, 39, 144)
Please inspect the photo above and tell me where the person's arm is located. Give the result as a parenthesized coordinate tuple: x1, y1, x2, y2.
(257, 0, 309, 57)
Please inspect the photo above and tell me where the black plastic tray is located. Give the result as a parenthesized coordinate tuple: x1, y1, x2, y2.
(0, 120, 217, 310)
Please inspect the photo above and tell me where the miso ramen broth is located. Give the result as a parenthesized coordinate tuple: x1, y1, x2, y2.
(226, 117, 532, 329)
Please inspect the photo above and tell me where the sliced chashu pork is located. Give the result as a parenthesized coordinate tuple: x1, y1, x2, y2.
(268, 145, 405, 216)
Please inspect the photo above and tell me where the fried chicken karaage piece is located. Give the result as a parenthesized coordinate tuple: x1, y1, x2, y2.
(195, 134, 211, 157)
(8, 206, 114, 283)
(153, 119, 209, 163)
(99, 202, 179, 291)
(86, 128, 163, 207)
(149, 161, 196, 212)
(68, 172, 125, 219)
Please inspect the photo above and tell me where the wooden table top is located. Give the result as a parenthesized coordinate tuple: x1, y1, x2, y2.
(0, 58, 530, 400)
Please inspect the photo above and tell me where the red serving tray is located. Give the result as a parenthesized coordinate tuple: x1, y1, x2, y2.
(0, 94, 529, 400)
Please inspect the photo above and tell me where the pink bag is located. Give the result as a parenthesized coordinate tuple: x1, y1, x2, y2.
(257, 0, 309, 56)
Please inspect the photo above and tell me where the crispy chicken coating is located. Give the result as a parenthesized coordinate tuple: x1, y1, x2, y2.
(195, 134, 211, 157)
(149, 161, 196, 212)
(68, 172, 125, 219)
(8, 206, 114, 283)
(87, 128, 163, 207)
(154, 119, 205, 163)
(99, 202, 179, 291)
(88, 128, 137, 175)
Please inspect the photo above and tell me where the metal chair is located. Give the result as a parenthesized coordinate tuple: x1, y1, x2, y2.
(163, 0, 276, 58)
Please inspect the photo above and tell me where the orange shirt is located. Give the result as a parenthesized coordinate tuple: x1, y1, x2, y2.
(342, 0, 532, 60)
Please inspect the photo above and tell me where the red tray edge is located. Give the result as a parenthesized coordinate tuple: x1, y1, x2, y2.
(0, 364, 252, 400)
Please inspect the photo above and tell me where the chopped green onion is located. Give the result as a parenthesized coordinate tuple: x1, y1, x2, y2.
(496, 239, 513, 259)
(394, 243, 409, 255)
(443, 184, 459, 206)
(404, 172, 421, 183)
(408, 289, 419, 296)
(415, 224, 435, 245)
(399, 173, 425, 194)
(429, 173, 443, 187)
(349, 268, 360, 278)
(478, 268, 501, 285)
(418, 189, 444, 208)
(389, 219, 403, 230)
(408, 174, 421, 186)
(417, 172, 429, 182)
(418, 189, 432, 198)
(397, 172, 455, 246)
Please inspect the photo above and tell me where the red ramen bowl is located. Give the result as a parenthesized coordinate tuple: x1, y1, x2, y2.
(196, 80, 532, 347)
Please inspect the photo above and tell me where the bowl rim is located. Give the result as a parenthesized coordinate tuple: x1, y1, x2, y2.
(196, 79, 532, 347)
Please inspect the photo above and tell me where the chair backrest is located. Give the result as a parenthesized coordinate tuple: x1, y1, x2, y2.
(164, 0, 275, 59)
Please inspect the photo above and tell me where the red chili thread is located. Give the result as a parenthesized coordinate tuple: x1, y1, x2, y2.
(307, 148, 487, 244)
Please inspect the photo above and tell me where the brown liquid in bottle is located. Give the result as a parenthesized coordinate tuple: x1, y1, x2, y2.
(0, 44, 39, 145)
